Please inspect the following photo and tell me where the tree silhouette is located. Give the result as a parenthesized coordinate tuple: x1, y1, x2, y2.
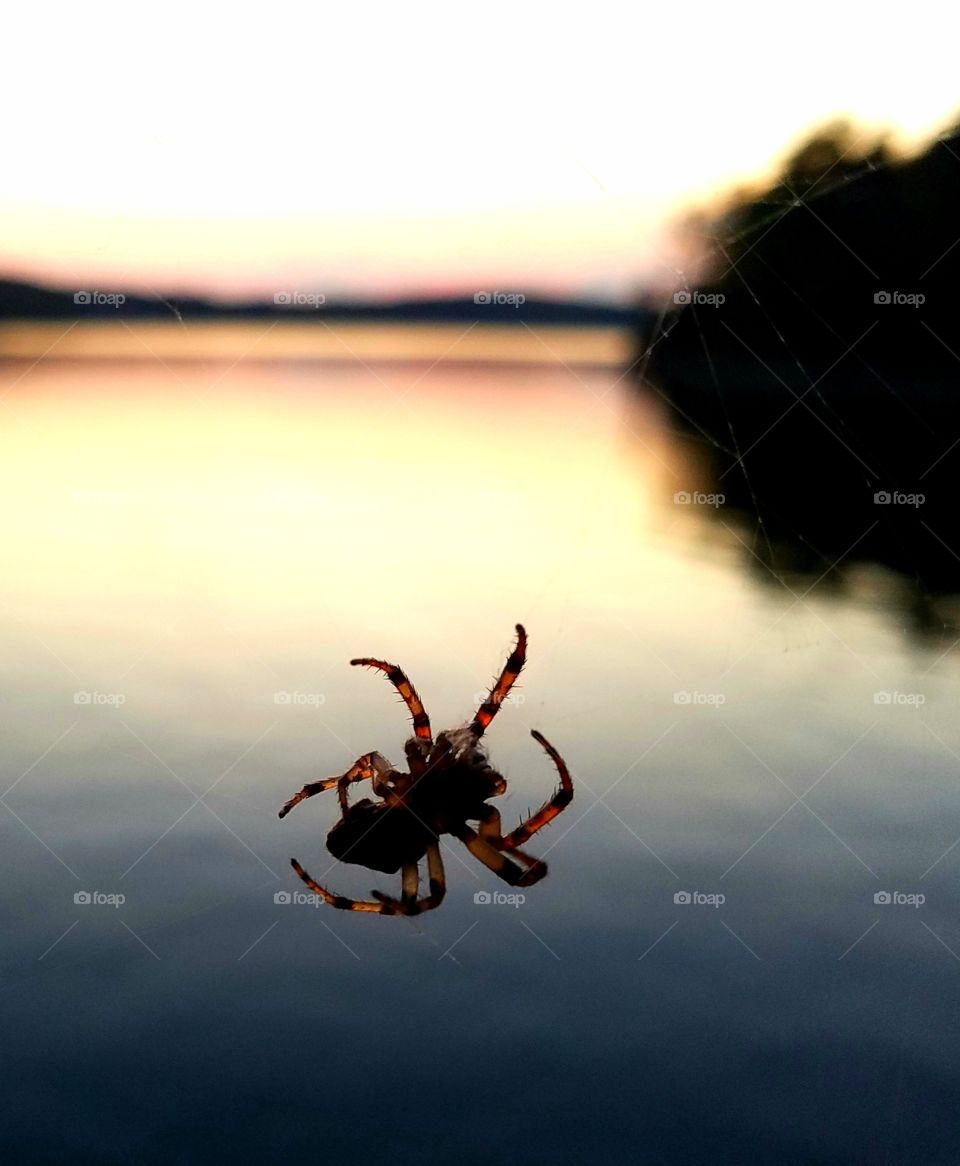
(640, 117, 960, 637)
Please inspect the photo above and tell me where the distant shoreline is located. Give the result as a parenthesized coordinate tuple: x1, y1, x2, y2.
(0, 277, 641, 329)
(0, 319, 632, 367)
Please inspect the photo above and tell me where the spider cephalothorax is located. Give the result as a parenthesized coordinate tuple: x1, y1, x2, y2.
(278, 624, 573, 915)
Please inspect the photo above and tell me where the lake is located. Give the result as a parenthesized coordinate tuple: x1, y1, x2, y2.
(1, 322, 958, 1164)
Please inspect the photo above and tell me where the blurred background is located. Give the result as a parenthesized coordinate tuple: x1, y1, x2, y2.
(3, 3, 960, 1163)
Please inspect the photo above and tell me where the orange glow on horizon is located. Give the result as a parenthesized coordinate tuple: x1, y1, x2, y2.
(1, 1, 957, 301)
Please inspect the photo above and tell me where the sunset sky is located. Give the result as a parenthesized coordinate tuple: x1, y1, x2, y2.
(3, 0, 957, 303)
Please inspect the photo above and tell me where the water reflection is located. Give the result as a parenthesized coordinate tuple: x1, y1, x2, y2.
(640, 350, 960, 642)
(3, 339, 960, 1162)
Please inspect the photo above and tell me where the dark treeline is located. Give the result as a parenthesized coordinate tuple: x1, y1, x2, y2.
(641, 118, 960, 635)
(0, 280, 633, 327)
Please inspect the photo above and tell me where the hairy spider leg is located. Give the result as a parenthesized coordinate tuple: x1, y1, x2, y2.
(350, 657, 432, 741)
(475, 805, 544, 869)
(503, 731, 574, 848)
(469, 624, 527, 737)
(372, 841, 447, 916)
(290, 859, 398, 913)
(453, 824, 547, 887)
(278, 751, 393, 819)
(338, 767, 401, 815)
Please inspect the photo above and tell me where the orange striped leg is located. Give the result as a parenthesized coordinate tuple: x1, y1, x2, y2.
(278, 751, 390, 819)
(454, 824, 547, 887)
(350, 657, 432, 742)
(504, 730, 574, 848)
(469, 624, 527, 737)
(476, 805, 542, 869)
(290, 859, 403, 914)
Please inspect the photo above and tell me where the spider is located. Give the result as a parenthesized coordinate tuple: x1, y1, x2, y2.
(278, 624, 573, 915)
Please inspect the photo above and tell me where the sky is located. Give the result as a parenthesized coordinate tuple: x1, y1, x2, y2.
(2, 0, 958, 304)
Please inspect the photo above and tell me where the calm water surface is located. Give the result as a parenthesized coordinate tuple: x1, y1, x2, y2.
(1, 326, 958, 1163)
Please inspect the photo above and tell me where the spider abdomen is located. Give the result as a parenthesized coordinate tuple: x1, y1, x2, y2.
(325, 799, 432, 873)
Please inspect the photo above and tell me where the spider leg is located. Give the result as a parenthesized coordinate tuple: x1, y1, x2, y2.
(335, 762, 405, 815)
(424, 840, 446, 907)
(350, 656, 432, 742)
(454, 824, 547, 887)
(475, 805, 543, 869)
(366, 860, 420, 915)
(290, 859, 402, 914)
(503, 731, 574, 848)
(404, 739, 429, 779)
(469, 624, 527, 737)
(401, 860, 419, 908)
(279, 752, 392, 819)
(371, 842, 447, 916)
